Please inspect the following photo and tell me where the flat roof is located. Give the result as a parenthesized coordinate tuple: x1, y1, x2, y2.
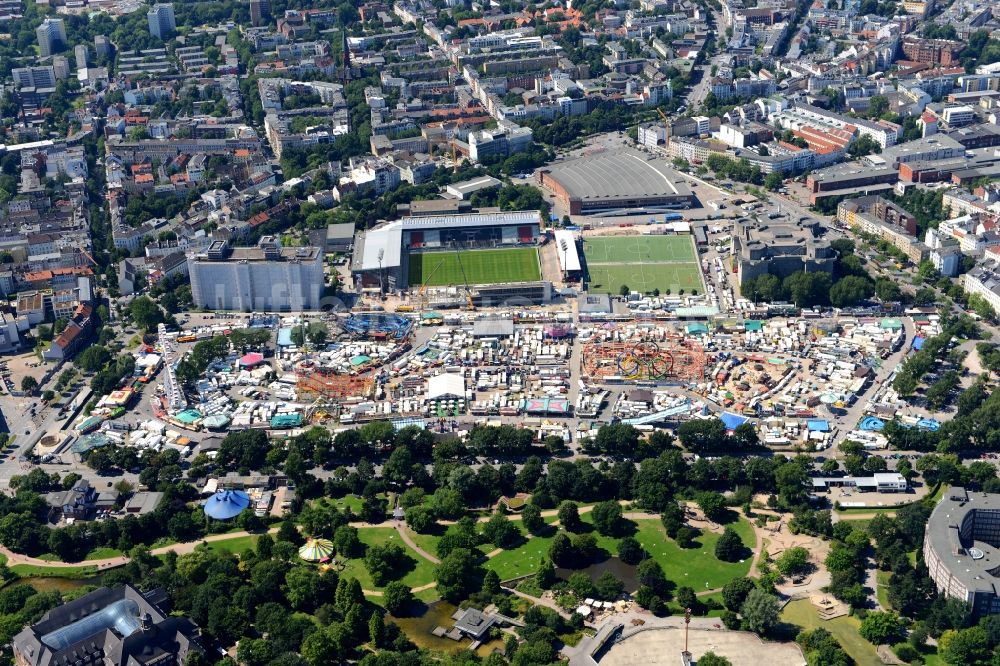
(925, 488, 1000, 597)
(542, 148, 691, 202)
(326, 222, 356, 241)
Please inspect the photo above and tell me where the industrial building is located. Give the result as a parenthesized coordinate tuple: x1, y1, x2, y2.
(732, 220, 837, 285)
(188, 236, 324, 311)
(924, 489, 1000, 616)
(536, 148, 694, 215)
(12, 585, 203, 666)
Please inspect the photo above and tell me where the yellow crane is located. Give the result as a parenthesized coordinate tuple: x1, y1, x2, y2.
(453, 249, 475, 311)
(450, 142, 458, 173)
(417, 257, 446, 308)
(657, 108, 672, 147)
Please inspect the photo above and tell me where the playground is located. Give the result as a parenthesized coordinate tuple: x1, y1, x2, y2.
(408, 248, 541, 287)
(583, 235, 703, 295)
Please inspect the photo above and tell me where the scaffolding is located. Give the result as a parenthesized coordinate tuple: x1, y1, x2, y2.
(581, 328, 706, 383)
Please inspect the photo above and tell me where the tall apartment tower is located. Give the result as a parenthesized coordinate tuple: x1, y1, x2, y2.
(147, 3, 176, 39)
(36, 18, 66, 57)
(249, 0, 270, 26)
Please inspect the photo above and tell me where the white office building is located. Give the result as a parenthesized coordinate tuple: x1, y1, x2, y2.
(188, 237, 324, 311)
(36, 19, 66, 57)
(147, 3, 176, 39)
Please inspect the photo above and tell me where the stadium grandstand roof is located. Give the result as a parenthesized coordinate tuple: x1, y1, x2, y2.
(353, 211, 543, 272)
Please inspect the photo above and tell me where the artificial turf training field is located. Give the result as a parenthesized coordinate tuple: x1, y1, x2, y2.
(584, 235, 704, 295)
(408, 248, 541, 287)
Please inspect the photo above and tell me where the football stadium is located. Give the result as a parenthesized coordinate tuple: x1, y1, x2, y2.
(352, 211, 551, 305)
(408, 248, 541, 287)
(583, 235, 704, 295)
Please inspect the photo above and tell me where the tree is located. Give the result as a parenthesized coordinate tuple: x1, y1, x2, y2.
(740, 589, 780, 636)
(482, 512, 519, 548)
(848, 134, 881, 158)
(301, 628, 337, 666)
(617, 537, 645, 565)
(940, 626, 990, 665)
(620, 285, 630, 297)
(764, 172, 783, 191)
(382, 581, 415, 616)
(591, 500, 624, 536)
(436, 548, 483, 602)
(695, 652, 732, 666)
(722, 577, 755, 611)
(522, 503, 546, 534)
(714, 527, 745, 562)
(696, 491, 727, 523)
(364, 543, 407, 586)
(859, 611, 902, 645)
(368, 611, 385, 647)
(678, 419, 727, 453)
(482, 569, 501, 596)
(829, 275, 873, 308)
(596, 570, 624, 600)
(557, 501, 583, 532)
(127, 296, 164, 331)
(537, 557, 556, 589)
(20, 376, 38, 394)
(775, 546, 810, 576)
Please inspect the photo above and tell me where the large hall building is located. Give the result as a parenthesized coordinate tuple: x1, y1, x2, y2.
(536, 148, 695, 216)
(925, 488, 1000, 616)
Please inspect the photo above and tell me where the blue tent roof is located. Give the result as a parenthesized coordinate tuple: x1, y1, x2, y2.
(807, 419, 830, 432)
(204, 490, 250, 520)
(720, 412, 749, 430)
(912, 336, 925, 350)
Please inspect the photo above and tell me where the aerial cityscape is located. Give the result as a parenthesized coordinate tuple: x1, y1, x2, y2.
(4, 0, 1000, 664)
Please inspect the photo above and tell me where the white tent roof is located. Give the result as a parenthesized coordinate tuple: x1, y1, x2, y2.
(427, 372, 466, 400)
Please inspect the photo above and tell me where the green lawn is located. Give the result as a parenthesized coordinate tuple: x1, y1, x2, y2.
(583, 235, 697, 263)
(484, 514, 755, 591)
(206, 535, 259, 555)
(485, 531, 558, 581)
(633, 518, 754, 591)
(10, 564, 98, 579)
(876, 570, 891, 610)
(781, 599, 882, 666)
(336, 527, 437, 596)
(408, 248, 541, 287)
(85, 547, 123, 561)
(583, 235, 703, 295)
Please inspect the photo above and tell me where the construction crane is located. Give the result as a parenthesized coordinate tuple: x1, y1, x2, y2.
(453, 249, 475, 311)
(450, 142, 458, 173)
(417, 258, 446, 309)
(657, 108, 672, 147)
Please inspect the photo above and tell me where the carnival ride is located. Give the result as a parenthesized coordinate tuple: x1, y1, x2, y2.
(581, 329, 706, 383)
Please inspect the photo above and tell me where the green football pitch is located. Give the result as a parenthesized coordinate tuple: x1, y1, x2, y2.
(408, 248, 541, 287)
(583, 235, 704, 295)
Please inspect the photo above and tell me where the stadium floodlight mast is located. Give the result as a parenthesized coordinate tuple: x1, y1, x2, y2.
(377, 248, 385, 297)
(559, 238, 568, 279)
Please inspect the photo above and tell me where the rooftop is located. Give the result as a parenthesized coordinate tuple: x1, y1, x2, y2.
(540, 148, 691, 202)
(925, 488, 1000, 598)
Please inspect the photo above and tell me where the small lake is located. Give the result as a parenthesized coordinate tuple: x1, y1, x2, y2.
(556, 557, 639, 592)
(3, 575, 103, 594)
(391, 600, 504, 657)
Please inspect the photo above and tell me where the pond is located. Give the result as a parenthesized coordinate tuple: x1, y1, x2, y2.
(556, 557, 639, 592)
(391, 600, 504, 658)
(3, 575, 103, 595)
